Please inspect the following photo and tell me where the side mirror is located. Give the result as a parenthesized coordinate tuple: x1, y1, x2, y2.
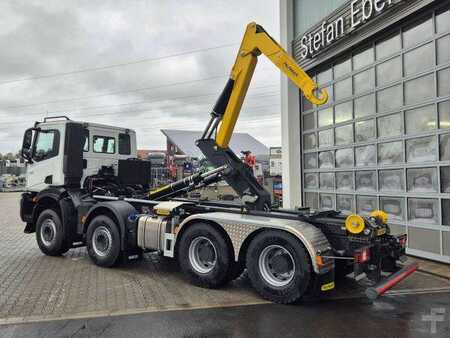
(21, 128, 35, 162)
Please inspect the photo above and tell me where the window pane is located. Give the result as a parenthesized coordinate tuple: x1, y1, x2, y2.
(318, 107, 333, 127)
(336, 172, 354, 191)
(405, 73, 434, 105)
(355, 94, 375, 118)
(356, 119, 376, 142)
(438, 68, 450, 97)
(334, 58, 351, 78)
(319, 129, 333, 148)
(443, 199, 450, 226)
(337, 195, 354, 214)
(357, 195, 377, 216)
(335, 124, 353, 145)
(354, 69, 374, 95)
(380, 197, 405, 222)
(33, 131, 57, 161)
(320, 194, 335, 210)
(378, 113, 402, 138)
(441, 134, 450, 161)
(319, 151, 334, 168)
(93, 136, 114, 153)
(304, 153, 318, 169)
(437, 8, 450, 33)
(376, 34, 401, 60)
(304, 173, 318, 189)
(441, 167, 450, 193)
(406, 136, 437, 163)
(303, 112, 315, 130)
(405, 105, 436, 135)
(303, 133, 316, 150)
(403, 17, 433, 48)
(356, 145, 376, 167)
(378, 141, 403, 164)
(302, 94, 313, 111)
(439, 101, 450, 129)
(377, 85, 402, 112)
(305, 192, 318, 209)
(404, 43, 434, 76)
(317, 68, 332, 85)
(335, 148, 354, 168)
(379, 169, 404, 192)
(354, 48, 374, 70)
(119, 134, 131, 155)
(83, 129, 89, 152)
(334, 77, 352, 101)
(320, 173, 334, 190)
(437, 34, 450, 65)
(407, 168, 438, 192)
(335, 101, 353, 124)
(107, 139, 115, 153)
(376, 57, 402, 86)
(408, 198, 439, 225)
(356, 171, 377, 192)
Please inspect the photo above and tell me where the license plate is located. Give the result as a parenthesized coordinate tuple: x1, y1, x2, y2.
(377, 228, 386, 236)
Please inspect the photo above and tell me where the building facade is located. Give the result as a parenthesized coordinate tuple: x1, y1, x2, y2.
(281, 0, 450, 263)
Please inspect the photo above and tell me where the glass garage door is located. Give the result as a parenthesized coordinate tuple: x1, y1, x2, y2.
(300, 6, 450, 263)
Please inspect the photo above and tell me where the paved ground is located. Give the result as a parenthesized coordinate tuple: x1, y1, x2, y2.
(1, 192, 450, 337)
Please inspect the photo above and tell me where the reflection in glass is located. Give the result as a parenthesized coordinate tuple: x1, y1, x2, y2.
(380, 197, 405, 222)
(304, 173, 318, 189)
(441, 167, 450, 193)
(302, 94, 313, 111)
(403, 17, 432, 48)
(354, 69, 374, 95)
(334, 77, 352, 101)
(405, 105, 436, 134)
(319, 129, 333, 148)
(356, 145, 376, 167)
(318, 107, 333, 127)
(319, 151, 334, 168)
(404, 43, 434, 76)
(438, 68, 450, 97)
(376, 34, 401, 60)
(320, 194, 335, 210)
(335, 101, 352, 124)
(305, 192, 318, 209)
(354, 48, 374, 70)
(439, 101, 450, 129)
(406, 136, 437, 163)
(356, 119, 376, 142)
(379, 169, 404, 192)
(336, 148, 354, 168)
(376, 57, 402, 85)
(378, 113, 402, 138)
(407, 168, 438, 192)
(356, 171, 377, 191)
(334, 58, 351, 78)
(304, 153, 317, 169)
(408, 198, 439, 225)
(303, 133, 316, 150)
(320, 173, 334, 190)
(405, 73, 434, 105)
(303, 112, 315, 130)
(437, 34, 450, 65)
(336, 172, 354, 191)
(355, 94, 375, 118)
(437, 9, 450, 33)
(335, 124, 353, 145)
(357, 196, 377, 216)
(317, 68, 332, 85)
(441, 134, 450, 161)
(337, 195, 354, 214)
(377, 85, 402, 112)
(378, 141, 403, 164)
(443, 199, 450, 225)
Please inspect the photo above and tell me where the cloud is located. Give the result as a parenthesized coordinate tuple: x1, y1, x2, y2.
(0, 0, 280, 153)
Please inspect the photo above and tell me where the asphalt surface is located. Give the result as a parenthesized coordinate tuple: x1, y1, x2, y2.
(1, 291, 449, 337)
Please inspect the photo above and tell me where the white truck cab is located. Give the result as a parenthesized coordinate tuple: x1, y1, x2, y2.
(21, 116, 138, 192)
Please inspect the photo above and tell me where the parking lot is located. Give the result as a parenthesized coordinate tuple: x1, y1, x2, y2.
(1, 192, 450, 326)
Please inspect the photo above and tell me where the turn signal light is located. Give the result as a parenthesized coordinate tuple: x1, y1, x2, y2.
(354, 247, 371, 264)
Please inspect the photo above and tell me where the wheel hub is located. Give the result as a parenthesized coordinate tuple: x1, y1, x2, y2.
(258, 245, 295, 287)
(40, 219, 56, 246)
(92, 226, 112, 257)
(188, 236, 217, 274)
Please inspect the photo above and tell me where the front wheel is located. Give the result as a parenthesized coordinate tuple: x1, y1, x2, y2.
(246, 230, 312, 304)
(86, 215, 121, 267)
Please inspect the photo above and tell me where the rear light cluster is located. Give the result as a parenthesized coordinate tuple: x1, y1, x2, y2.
(354, 246, 371, 263)
(397, 235, 407, 248)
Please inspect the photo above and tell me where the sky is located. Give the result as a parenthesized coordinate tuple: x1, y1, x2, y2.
(0, 0, 281, 154)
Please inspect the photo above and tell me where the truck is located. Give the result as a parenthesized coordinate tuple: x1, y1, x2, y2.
(19, 23, 416, 304)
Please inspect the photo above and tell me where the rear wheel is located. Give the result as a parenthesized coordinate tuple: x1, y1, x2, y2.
(36, 209, 69, 256)
(178, 223, 234, 288)
(246, 230, 311, 304)
(86, 215, 121, 267)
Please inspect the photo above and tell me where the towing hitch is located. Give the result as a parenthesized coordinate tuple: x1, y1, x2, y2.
(365, 262, 419, 300)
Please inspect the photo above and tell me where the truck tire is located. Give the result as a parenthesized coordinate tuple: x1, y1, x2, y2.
(86, 215, 121, 267)
(36, 209, 69, 256)
(177, 222, 234, 288)
(246, 230, 311, 304)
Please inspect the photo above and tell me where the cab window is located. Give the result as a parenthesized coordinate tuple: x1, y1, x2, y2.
(93, 136, 115, 154)
(33, 130, 59, 162)
(83, 129, 89, 152)
(119, 133, 131, 155)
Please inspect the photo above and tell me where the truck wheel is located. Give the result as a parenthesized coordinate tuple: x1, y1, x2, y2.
(178, 223, 234, 288)
(86, 215, 121, 267)
(36, 209, 69, 256)
(246, 230, 311, 304)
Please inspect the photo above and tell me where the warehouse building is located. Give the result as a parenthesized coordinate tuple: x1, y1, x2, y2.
(280, 0, 450, 263)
